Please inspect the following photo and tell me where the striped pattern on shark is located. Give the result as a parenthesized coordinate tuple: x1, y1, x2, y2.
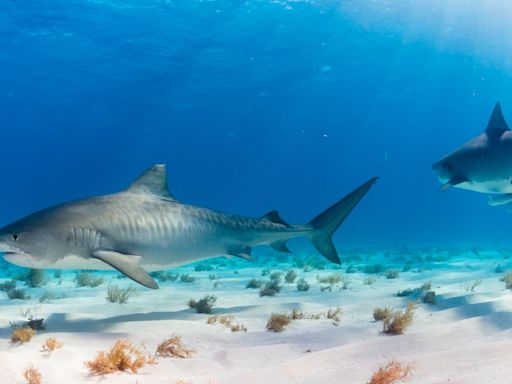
(0, 165, 377, 288)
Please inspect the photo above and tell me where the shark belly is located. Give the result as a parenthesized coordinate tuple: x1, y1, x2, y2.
(136, 236, 235, 271)
(52, 255, 113, 270)
(2, 252, 112, 270)
(456, 179, 512, 193)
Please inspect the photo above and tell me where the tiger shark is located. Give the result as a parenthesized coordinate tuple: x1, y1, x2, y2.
(0, 165, 377, 288)
(432, 102, 512, 206)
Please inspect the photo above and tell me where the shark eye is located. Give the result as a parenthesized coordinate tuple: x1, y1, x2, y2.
(12, 234, 18, 241)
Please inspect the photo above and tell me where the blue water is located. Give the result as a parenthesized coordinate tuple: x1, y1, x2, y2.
(5, 5, 512, 382)
(1, 0, 512, 248)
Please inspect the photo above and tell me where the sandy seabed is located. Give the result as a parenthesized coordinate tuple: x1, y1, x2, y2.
(1, 248, 511, 384)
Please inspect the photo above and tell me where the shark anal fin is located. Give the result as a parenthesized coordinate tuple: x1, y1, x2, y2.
(261, 210, 290, 226)
(227, 246, 252, 260)
(271, 240, 292, 253)
(92, 250, 159, 289)
(486, 102, 510, 140)
(127, 164, 177, 201)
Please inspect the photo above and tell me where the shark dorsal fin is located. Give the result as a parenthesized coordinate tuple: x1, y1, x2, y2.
(486, 102, 509, 139)
(127, 164, 176, 200)
(261, 210, 289, 226)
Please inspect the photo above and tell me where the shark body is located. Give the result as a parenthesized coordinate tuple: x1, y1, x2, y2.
(432, 102, 512, 205)
(0, 165, 377, 288)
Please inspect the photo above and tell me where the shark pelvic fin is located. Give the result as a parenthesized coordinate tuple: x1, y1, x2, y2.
(92, 250, 159, 289)
(226, 246, 252, 260)
(440, 176, 468, 191)
(271, 240, 292, 253)
(127, 164, 177, 200)
(261, 210, 290, 226)
(486, 102, 510, 140)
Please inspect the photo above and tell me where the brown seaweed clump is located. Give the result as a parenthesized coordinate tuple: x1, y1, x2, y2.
(11, 327, 36, 343)
(368, 360, 413, 384)
(155, 334, 195, 358)
(266, 313, 292, 332)
(207, 315, 248, 332)
(41, 337, 63, 353)
(23, 365, 42, 384)
(383, 303, 417, 335)
(373, 307, 393, 321)
(501, 272, 512, 289)
(85, 339, 156, 374)
(188, 295, 217, 314)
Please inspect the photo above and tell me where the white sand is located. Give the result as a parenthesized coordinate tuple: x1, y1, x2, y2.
(1, 249, 512, 383)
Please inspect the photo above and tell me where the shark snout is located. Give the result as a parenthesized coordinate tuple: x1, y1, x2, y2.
(0, 239, 37, 268)
(431, 159, 449, 182)
(0, 242, 24, 255)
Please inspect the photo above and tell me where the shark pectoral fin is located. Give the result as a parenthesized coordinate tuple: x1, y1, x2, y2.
(92, 250, 159, 289)
(488, 194, 512, 206)
(440, 176, 468, 191)
(271, 240, 292, 253)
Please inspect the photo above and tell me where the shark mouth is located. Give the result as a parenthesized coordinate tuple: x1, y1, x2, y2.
(0, 244, 36, 268)
(0, 242, 24, 253)
(3, 252, 38, 268)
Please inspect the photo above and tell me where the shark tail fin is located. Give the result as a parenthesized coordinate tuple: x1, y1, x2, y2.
(308, 177, 378, 264)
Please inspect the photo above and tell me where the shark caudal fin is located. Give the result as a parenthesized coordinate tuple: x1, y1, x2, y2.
(308, 177, 378, 264)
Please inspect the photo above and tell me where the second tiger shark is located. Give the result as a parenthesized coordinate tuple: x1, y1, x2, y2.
(432, 102, 512, 206)
(0, 165, 377, 288)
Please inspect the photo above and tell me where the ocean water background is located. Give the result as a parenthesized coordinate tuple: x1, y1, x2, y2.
(1, 0, 512, 250)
